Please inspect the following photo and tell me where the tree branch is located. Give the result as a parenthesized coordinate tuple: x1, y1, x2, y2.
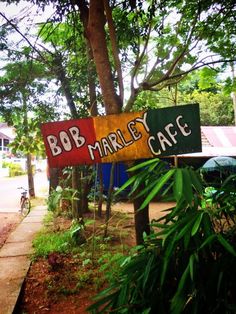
(103, 0, 124, 105)
(0, 12, 46, 62)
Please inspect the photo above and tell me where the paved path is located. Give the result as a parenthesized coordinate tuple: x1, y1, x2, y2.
(0, 205, 47, 314)
(0, 171, 48, 212)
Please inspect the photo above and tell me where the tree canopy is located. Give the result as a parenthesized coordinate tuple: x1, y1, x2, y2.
(1, 0, 236, 116)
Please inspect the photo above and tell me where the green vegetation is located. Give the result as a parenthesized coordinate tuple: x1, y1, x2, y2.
(2, 161, 26, 177)
(88, 159, 236, 314)
(33, 230, 76, 257)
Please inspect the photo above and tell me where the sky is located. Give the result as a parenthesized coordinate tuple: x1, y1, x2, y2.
(0, 1, 69, 118)
(0, 1, 53, 24)
(0, 1, 55, 64)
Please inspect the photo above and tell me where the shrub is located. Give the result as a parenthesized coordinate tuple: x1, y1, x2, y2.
(2, 161, 25, 177)
(88, 159, 236, 314)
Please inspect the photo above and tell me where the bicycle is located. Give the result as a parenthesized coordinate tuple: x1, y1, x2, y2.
(18, 187, 31, 216)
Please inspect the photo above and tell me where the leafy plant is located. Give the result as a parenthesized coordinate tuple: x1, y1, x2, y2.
(32, 229, 77, 258)
(47, 185, 79, 213)
(88, 159, 236, 314)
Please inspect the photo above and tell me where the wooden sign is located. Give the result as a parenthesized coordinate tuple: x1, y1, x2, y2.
(41, 103, 202, 168)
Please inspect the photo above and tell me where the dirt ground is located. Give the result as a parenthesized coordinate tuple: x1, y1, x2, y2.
(112, 201, 175, 219)
(15, 201, 175, 314)
(0, 212, 22, 248)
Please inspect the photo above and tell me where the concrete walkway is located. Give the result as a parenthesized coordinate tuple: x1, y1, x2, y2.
(0, 205, 47, 314)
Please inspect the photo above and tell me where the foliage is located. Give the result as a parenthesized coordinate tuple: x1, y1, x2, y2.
(32, 228, 78, 258)
(181, 90, 234, 125)
(133, 68, 234, 126)
(0, 57, 60, 158)
(47, 185, 79, 213)
(33, 218, 89, 257)
(1, 1, 236, 113)
(88, 159, 236, 314)
(2, 161, 26, 177)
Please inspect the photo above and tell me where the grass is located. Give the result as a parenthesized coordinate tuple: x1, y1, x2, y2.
(32, 229, 77, 257)
(30, 196, 47, 207)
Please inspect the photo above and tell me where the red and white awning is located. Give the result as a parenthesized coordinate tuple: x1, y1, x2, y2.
(180, 126, 236, 157)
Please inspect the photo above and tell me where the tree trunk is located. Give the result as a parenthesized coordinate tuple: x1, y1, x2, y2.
(72, 166, 82, 218)
(104, 162, 115, 238)
(86, 0, 150, 244)
(129, 165, 150, 245)
(87, 0, 122, 114)
(81, 166, 93, 213)
(26, 153, 35, 198)
(77, 0, 98, 116)
(53, 53, 82, 218)
(133, 195, 150, 245)
(54, 53, 78, 118)
(97, 164, 104, 217)
(22, 92, 35, 197)
(49, 167, 60, 191)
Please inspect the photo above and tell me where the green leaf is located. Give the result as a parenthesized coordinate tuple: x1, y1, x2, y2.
(171, 264, 190, 314)
(134, 180, 158, 199)
(140, 169, 175, 209)
(160, 239, 175, 286)
(217, 234, 236, 256)
(87, 289, 118, 312)
(114, 174, 137, 195)
(189, 254, 195, 281)
(131, 171, 149, 194)
(142, 253, 155, 289)
(118, 283, 129, 306)
(175, 217, 194, 241)
(199, 234, 216, 250)
(189, 168, 203, 194)
(191, 212, 204, 236)
(127, 158, 160, 172)
(201, 212, 213, 237)
(173, 169, 183, 202)
(182, 168, 194, 204)
(184, 230, 191, 250)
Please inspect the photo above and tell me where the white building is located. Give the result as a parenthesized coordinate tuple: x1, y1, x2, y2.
(0, 122, 14, 154)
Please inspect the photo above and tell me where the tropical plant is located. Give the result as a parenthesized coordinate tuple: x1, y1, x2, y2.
(47, 185, 79, 215)
(88, 159, 236, 314)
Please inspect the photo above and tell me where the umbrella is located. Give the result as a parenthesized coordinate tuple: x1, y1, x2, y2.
(201, 156, 236, 172)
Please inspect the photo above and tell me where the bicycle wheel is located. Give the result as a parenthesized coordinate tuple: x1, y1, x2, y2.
(21, 198, 31, 216)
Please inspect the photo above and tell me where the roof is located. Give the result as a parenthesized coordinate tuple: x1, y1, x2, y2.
(0, 123, 15, 140)
(0, 131, 12, 140)
(181, 126, 236, 157)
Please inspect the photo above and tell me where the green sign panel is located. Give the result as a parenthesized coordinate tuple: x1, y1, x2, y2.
(146, 103, 202, 156)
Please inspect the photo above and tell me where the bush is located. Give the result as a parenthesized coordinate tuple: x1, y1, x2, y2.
(2, 161, 25, 177)
(88, 160, 236, 314)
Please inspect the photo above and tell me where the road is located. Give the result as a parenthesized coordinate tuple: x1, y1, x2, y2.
(0, 171, 49, 212)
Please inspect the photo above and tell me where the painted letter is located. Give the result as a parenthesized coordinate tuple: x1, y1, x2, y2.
(88, 142, 103, 161)
(47, 135, 62, 156)
(148, 136, 161, 155)
(69, 126, 86, 148)
(108, 133, 123, 152)
(101, 138, 114, 156)
(135, 112, 150, 132)
(176, 115, 191, 136)
(117, 129, 133, 147)
(59, 131, 72, 151)
(165, 123, 177, 144)
(157, 132, 172, 151)
(128, 121, 142, 141)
